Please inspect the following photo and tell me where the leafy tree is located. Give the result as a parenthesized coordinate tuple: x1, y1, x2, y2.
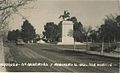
(42, 22, 59, 43)
(7, 31, 14, 41)
(7, 29, 21, 41)
(0, 0, 35, 55)
(15, 29, 21, 39)
(0, 0, 34, 31)
(89, 30, 99, 42)
(21, 20, 36, 43)
(82, 26, 92, 50)
(115, 15, 120, 25)
(33, 34, 41, 43)
(71, 17, 84, 42)
(98, 15, 119, 43)
(115, 15, 120, 41)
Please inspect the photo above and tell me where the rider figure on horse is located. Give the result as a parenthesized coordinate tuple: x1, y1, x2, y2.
(59, 10, 70, 21)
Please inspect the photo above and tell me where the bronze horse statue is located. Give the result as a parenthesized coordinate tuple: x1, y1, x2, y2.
(59, 10, 70, 21)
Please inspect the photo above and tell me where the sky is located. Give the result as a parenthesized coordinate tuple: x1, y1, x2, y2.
(9, 0, 119, 34)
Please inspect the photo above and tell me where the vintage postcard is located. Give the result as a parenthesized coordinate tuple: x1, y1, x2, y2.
(0, 0, 119, 73)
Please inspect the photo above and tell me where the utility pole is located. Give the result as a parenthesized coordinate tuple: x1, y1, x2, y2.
(101, 37, 104, 55)
(73, 38, 76, 50)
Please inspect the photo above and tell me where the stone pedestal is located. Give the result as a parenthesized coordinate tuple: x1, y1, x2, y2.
(59, 21, 74, 44)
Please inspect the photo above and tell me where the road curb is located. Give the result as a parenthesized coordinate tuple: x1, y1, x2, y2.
(66, 49, 120, 59)
(55, 45, 119, 59)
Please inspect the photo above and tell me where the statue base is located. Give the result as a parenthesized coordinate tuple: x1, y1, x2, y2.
(58, 21, 74, 45)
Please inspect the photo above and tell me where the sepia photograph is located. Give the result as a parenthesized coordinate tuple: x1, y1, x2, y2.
(0, 0, 120, 73)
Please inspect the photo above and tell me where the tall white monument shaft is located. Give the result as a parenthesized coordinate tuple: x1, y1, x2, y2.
(62, 21, 74, 44)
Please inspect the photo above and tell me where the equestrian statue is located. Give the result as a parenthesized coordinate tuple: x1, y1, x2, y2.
(59, 10, 71, 21)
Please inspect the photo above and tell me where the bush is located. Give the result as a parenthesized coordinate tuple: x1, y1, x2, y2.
(104, 46, 117, 53)
(89, 46, 101, 52)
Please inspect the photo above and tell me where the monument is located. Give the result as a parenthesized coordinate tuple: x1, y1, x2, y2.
(58, 10, 74, 44)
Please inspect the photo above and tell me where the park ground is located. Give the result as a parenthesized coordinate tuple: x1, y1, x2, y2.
(1, 42, 119, 73)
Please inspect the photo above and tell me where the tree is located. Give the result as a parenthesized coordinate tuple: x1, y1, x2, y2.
(7, 31, 12, 41)
(95, 14, 120, 54)
(7, 29, 21, 41)
(7, 30, 15, 41)
(115, 15, 120, 41)
(71, 17, 84, 42)
(89, 30, 99, 43)
(0, 0, 35, 55)
(21, 20, 36, 43)
(82, 26, 92, 51)
(115, 15, 120, 25)
(0, 0, 34, 31)
(15, 29, 21, 39)
(42, 22, 59, 43)
(98, 15, 120, 43)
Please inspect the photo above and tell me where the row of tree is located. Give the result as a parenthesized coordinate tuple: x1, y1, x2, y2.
(89, 15, 120, 43)
(7, 20, 37, 43)
(7, 15, 120, 44)
(42, 15, 120, 44)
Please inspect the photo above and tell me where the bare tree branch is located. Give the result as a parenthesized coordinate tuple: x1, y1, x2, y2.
(0, 0, 35, 31)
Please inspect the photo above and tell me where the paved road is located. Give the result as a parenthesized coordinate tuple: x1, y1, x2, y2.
(5, 43, 119, 72)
